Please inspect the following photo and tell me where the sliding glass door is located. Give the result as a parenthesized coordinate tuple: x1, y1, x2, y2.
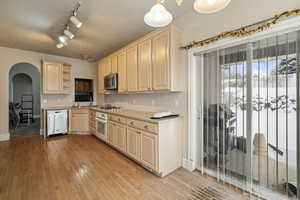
(200, 30, 299, 200)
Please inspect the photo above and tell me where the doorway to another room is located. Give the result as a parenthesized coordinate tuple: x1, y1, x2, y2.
(9, 63, 41, 137)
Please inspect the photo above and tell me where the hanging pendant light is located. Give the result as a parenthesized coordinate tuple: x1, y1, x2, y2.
(144, 1, 173, 28)
(194, 0, 231, 14)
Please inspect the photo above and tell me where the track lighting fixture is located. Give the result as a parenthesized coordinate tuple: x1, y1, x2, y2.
(56, 43, 64, 49)
(64, 29, 75, 39)
(54, 1, 82, 48)
(59, 35, 68, 46)
(70, 16, 82, 28)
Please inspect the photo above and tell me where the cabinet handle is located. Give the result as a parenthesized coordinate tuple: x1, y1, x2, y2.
(130, 121, 134, 125)
(144, 125, 148, 129)
(118, 118, 121, 121)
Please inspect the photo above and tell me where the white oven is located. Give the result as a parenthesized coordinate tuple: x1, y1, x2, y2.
(95, 112, 108, 141)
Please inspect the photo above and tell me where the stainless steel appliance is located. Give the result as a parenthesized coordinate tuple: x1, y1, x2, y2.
(95, 112, 108, 141)
(104, 73, 118, 90)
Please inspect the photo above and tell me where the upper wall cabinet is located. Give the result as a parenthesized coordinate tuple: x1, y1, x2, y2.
(97, 25, 184, 94)
(118, 51, 127, 93)
(42, 60, 72, 94)
(138, 39, 152, 91)
(126, 45, 138, 92)
(98, 57, 112, 94)
(111, 54, 118, 74)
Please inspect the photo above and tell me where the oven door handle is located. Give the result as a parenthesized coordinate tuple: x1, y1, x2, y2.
(96, 118, 107, 123)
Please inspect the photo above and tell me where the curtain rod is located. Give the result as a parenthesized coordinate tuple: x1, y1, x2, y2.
(181, 9, 300, 50)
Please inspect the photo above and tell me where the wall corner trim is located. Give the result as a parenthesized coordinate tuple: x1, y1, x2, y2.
(0, 133, 10, 141)
(182, 158, 196, 171)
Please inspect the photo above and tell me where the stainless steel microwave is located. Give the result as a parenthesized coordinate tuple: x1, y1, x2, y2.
(104, 73, 118, 90)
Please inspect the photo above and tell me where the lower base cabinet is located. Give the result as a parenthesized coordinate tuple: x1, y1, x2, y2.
(140, 131, 157, 171)
(126, 128, 141, 161)
(107, 115, 182, 177)
(108, 121, 126, 153)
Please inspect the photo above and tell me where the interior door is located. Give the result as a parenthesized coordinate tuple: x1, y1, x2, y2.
(152, 31, 170, 90)
(138, 39, 152, 91)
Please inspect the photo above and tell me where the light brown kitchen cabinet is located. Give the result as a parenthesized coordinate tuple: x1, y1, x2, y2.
(70, 109, 89, 132)
(126, 45, 138, 92)
(98, 57, 111, 94)
(152, 31, 170, 90)
(138, 39, 152, 91)
(141, 131, 157, 170)
(89, 110, 96, 135)
(117, 51, 127, 92)
(98, 60, 105, 94)
(116, 123, 127, 152)
(97, 25, 184, 94)
(108, 121, 126, 152)
(42, 61, 72, 94)
(106, 113, 182, 177)
(126, 127, 141, 161)
(111, 55, 118, 73)
(108, 121, 115, 145)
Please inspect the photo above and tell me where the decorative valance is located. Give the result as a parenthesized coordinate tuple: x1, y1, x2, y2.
(181, 9, 300, 50)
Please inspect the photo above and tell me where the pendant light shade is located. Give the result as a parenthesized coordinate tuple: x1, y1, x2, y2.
(70, 16, 82, 28)
(144, 3, 173, 28)
(194, 0, 231, 14)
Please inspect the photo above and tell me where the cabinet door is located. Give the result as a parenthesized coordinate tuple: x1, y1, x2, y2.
(104, 58, 112, 76)
(116, 124, 127, 152)
(98, 61, 105, 94)
(152, 31, 170, 90)
(126, 45, 138, 92)
(117, 51, 127, 92)
(108, 122, 114, 145)
(126, 128, 141, 161)
(43, 61, 62, 93)
(141, 131, 157, 170)
(138, 39, 152, 91)
(111, 55, 118, 73)
(71, 114, 89, 132)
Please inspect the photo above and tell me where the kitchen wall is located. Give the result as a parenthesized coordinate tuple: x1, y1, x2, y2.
(0, 46, 99, 140)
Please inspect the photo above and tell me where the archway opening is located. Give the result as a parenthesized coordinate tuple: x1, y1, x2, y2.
(9, 63, 41, 137)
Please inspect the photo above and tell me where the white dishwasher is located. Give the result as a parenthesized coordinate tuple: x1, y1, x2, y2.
(47, 110, 68, 137)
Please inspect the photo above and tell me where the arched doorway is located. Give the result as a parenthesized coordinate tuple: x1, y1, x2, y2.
(9, 63, 41, 137)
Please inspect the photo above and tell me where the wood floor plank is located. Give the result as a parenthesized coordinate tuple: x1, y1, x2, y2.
(0, 135, 252, 200)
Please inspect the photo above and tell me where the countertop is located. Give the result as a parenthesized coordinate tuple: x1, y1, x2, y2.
(90, 107, 180, 124)
(42, 106, 179, 124)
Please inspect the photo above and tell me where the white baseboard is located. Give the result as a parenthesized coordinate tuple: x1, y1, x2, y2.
(182, 158, 196, 172)
(0, 133, 10, 141)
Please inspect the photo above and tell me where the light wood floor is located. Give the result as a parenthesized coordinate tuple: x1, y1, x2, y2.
(0, 135, 253, 200)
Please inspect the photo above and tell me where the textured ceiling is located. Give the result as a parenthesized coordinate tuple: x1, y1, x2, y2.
(0, 0, 194, 61)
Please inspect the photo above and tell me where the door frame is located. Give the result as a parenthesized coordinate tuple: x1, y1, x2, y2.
(186, 17, 300, 172)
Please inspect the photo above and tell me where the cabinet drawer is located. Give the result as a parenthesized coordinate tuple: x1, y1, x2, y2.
(72, 109, 89, 114)
(127, 119, 158, 134)
(109, 115, 127, 124)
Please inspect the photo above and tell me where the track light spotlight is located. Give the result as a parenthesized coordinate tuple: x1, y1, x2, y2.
(56, 43, 64, 49)
(58, 35, 68, 46)
(64, 29, 74, 39)
(70, 16, 82, 28)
